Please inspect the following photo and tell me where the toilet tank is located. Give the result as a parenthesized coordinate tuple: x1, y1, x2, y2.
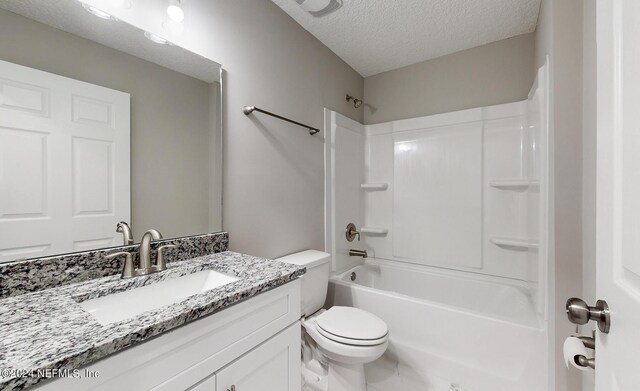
(276, 250, 331, 317)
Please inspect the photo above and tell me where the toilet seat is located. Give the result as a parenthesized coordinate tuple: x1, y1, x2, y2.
(303, 316, 389, 365)
(302, 306, 389, 391)
(314, 306, 388, 346)
(316, 326, 388, 346)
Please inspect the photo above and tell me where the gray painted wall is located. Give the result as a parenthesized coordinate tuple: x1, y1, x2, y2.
(209, 1, 364, 258)
(363, 33, 536, 124)
(3, 0, 365, 259)
(110, 0, 365, 258)
(0, 9, 219, 240)
(535, 0, 585, 390)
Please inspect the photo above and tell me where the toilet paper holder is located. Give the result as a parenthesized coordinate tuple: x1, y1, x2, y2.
(572, 334, 596, 370)
(575, 335, 595, 349)
(574, 354, 595, 370)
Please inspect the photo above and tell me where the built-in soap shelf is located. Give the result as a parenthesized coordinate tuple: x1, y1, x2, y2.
(489, 179, 539, 190)
(361, 183, 389, 191)
(360, 227, 388, 235)
(490, 236, 539, 250)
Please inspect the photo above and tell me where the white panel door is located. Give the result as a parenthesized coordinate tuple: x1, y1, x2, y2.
(216, 323, 300, 391)
(595, 0, 640, 389)
(0, 60, 130, 262)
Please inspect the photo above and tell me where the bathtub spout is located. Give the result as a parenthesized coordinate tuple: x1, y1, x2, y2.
(349, 249, 368, 258)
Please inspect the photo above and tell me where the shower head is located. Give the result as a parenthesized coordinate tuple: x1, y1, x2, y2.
(346, 94, 363, 108)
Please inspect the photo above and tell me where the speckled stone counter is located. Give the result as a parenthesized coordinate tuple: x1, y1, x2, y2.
(0, 232, 229, 298)
(0, 251, 305, 390)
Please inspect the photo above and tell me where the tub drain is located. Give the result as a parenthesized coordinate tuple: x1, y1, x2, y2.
(350, 272, 356, 281)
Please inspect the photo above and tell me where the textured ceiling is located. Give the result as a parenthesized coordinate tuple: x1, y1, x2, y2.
(0, 0, 220, 83)
(273, 0, 541, 77)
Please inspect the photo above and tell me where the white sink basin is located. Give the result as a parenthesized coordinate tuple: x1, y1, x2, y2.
(78, 270, 240, 325)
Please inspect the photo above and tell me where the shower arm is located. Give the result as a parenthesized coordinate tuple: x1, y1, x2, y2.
(346, 94, 363, 108)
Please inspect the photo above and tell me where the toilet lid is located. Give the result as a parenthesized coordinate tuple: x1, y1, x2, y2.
(315, 307, 388, 344)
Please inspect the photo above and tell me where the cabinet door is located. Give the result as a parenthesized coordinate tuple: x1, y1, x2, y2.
(216, 322, 300, 391)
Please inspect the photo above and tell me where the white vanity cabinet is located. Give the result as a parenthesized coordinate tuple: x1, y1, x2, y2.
(185, 323, 300, 391)
(214, 323, 300, 391)
(187, 375, 216, 391)
(35, 280, 301, 391)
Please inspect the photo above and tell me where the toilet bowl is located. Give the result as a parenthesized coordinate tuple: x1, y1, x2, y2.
(276, 250, 389, 391)
(303, 307, 388, 391)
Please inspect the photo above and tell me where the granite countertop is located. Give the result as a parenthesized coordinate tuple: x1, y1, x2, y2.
(0, 251, 306, 390)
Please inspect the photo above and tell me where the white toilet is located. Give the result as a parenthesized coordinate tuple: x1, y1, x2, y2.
(276, 250, 389, 391)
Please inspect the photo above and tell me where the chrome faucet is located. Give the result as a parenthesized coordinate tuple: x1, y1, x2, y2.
(106, 229, 177, 278)
(116, 221, 134, 245)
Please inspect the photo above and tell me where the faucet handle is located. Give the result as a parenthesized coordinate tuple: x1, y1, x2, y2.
(106, 251, 135, 279)
(346, 223, 361, 242)
(154, 244, 178, 272)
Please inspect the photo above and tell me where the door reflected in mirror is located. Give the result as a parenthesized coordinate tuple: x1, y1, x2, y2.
(0, 1, 223, 263)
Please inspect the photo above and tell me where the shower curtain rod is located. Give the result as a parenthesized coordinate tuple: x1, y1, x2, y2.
(242, 106, 320, 135)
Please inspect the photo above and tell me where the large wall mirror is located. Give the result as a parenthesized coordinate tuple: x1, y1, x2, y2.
(0, 0, 223, 263)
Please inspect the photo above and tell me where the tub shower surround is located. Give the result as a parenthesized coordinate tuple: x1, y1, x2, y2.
(0, 250, 306, 390)
(324, 64, 550, 391)
(0, 232, 229, 298)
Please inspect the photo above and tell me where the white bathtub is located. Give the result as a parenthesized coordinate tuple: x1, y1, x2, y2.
(326, 259, 548, 391)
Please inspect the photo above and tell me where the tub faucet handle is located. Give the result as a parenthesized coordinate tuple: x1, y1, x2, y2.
(346, 223, 361, 242)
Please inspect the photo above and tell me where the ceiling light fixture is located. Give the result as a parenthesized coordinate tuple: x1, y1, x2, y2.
(144, 31, 169, 45)
(295, 0, 342, 17)
(166, 0, 185, 23)
(81, 3, 117, 20)
(163, 0, 185, 36)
